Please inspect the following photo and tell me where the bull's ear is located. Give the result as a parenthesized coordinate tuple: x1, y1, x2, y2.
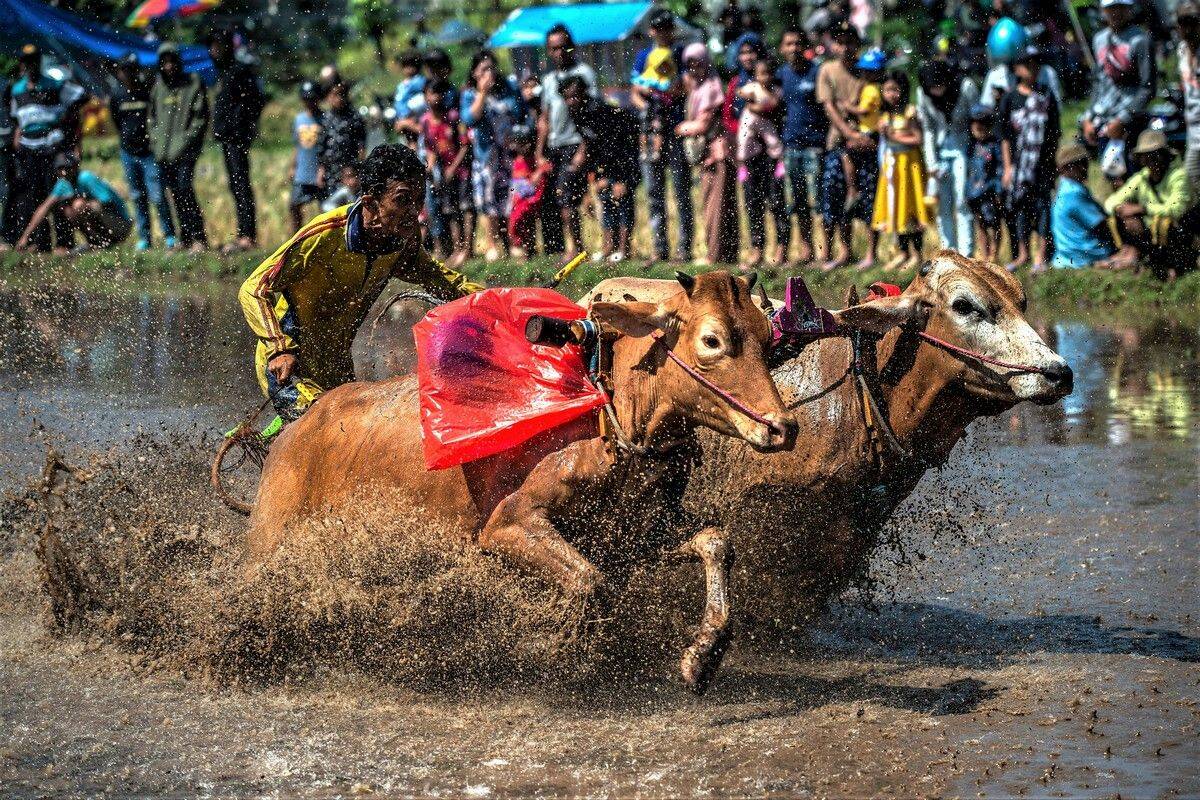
(742, 271, 758, 293)
(832, 294, 921, 334)
(590, 301, 674, 338)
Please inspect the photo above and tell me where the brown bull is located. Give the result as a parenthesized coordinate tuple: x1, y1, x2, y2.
(246, 271, 797, 692)
(583, 251, 1073, 629)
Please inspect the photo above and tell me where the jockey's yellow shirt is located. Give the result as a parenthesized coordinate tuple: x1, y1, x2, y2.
(239, 203, 482, 397)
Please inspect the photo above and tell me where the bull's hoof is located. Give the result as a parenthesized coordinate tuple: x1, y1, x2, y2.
(680, 625, 733, 695)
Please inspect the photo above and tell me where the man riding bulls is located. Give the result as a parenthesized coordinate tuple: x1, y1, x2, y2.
(239, 143, 481, 422)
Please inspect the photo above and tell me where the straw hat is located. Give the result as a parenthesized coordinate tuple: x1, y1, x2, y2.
(1131, 130, 1170, 157)
(1056, 142, 1089, 170)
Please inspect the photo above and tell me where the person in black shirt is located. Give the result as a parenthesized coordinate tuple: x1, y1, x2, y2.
(207, 28, 267, 252)
(560, 74, 641, 262)
(317, 81, 366, 191)
(111, 54, 176, 250)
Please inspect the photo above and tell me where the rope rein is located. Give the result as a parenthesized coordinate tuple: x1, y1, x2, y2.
(914, 331, 1051, 375)
(649, 331, 776, 428)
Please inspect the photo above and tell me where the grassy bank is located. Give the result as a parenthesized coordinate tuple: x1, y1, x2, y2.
(3, 248, 1197, 315)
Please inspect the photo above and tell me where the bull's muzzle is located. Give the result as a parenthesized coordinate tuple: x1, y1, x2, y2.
(738, 411, 798, 452)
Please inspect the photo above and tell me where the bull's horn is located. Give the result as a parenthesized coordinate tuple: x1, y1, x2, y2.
(675, 271, 696, 296)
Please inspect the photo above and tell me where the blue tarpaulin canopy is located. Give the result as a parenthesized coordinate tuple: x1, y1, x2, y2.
(488, 1, 654, 49)
(0, 0, 214, 90)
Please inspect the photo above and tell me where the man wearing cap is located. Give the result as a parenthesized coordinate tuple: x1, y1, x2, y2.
(149, 42, 209, 252)
(207, 28, 268, 253)
(6, 43, 87, 251)
(1080, 0, 1155, 183)
(111, 54, 175, 251)
(1051, 142, 1123, 269)
(1103, 130, 1197, 276)
(15, 152, 131, 253)
(631, 8, 693, 263)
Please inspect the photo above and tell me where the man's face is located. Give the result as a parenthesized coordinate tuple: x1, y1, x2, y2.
(1102, 5, 1133, 30)
(780, 32, 802, 62)
(18, 58, 39, 77)
(837, 37, 860, 63)
(651, 21, 674, 44)
(159, 56, 180, 78)
(1144, 151, 1171, 179)
(368, 179, 423, 243)
(547, 33, 572, 68)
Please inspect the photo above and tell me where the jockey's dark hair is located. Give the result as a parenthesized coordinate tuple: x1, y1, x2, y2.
(546, 23, 575, 46)
(358, 144, 425, 196)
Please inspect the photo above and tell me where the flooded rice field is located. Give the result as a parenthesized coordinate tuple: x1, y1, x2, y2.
(0, 274, 1197, 798)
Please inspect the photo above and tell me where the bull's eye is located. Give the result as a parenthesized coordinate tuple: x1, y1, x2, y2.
(951, 298, 978, 318)
(701, 334, 722, 351)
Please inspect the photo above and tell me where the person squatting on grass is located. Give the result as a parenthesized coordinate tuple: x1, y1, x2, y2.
(15, 152, 131, 253)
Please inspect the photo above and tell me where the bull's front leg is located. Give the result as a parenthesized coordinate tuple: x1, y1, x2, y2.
(677, 526, 734, 695)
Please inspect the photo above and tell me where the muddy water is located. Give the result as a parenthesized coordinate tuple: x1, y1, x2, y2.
(1, 275, 1197, 798)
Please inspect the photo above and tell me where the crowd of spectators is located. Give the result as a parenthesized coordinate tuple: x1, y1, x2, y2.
(2, 0, 1198, 280)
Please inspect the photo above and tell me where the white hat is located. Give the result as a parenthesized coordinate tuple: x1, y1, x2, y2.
(1100, 0, 1135, 8)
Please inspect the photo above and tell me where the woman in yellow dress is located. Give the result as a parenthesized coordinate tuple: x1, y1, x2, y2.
(871, 70, 930, 271)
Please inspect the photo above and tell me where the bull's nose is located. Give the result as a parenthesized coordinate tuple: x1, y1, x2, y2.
(1043, 361, 1073, 393)
(766, 414, 799, 450)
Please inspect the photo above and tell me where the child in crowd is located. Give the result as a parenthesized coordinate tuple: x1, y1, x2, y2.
(871, 70, 928, 271)
(317, 80, 366, 193)
(841, 47, 886, 213)
(320, 164, 361, 212)
(289, 80, 325, 233)
(735, 56, 786, 183)
(966, 104, 1004, 263)
(420, 79, 471, 265)
(631, 34, 678, 163)
(998, 47, 1060, 273)
(507, 126, 547, 258)
(391, 50, 425, 146)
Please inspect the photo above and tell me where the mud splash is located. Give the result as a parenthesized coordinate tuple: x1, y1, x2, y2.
(7, 438, 731, 691)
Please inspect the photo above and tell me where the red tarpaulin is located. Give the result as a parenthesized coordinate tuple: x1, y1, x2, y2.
(415, 288, 608, 470)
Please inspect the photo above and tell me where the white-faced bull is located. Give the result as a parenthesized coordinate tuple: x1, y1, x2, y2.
(583, 251, 1073, 637)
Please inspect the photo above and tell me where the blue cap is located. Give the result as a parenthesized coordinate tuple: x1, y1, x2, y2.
(855, 48, 887, 72)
